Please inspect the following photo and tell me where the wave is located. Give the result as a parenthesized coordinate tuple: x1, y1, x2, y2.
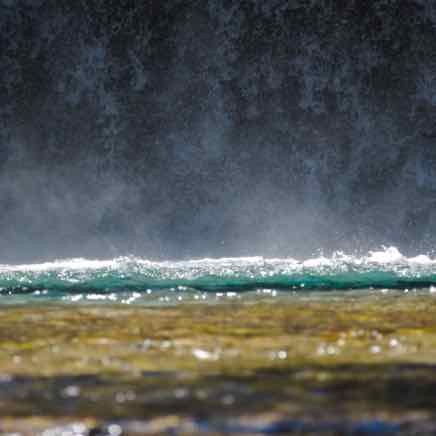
(0, 247, 436, 295)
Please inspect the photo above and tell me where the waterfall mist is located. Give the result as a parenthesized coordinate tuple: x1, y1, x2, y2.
(1, 0, 436, 262)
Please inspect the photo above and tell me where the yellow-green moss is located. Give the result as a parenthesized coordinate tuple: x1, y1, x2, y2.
(2, 293, 436, 432)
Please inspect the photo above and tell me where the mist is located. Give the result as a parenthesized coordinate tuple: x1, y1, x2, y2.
(1, 0, 436, 263)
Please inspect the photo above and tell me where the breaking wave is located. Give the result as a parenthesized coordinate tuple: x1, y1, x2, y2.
(1, 247, 436, 296)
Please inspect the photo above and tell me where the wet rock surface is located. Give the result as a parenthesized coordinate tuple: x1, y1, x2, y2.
(1, 292, 436, 434)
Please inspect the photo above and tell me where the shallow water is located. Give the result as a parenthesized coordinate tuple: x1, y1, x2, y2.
(2, 249, 436, 435)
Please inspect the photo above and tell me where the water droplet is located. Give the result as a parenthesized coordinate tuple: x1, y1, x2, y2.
(370, 345, 381, 354)
(62, 385, 80, 398)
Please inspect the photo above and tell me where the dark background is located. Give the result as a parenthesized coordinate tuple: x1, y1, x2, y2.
(1, 0, 436, 262)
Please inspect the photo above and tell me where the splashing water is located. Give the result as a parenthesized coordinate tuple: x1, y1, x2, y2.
(0, 247, 436, 299)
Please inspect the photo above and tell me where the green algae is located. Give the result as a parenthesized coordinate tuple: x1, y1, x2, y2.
(2, 292, 436, 434)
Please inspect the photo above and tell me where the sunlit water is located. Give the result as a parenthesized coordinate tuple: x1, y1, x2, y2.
(1, 247, 436, 305)
(3, 248, 436, 434)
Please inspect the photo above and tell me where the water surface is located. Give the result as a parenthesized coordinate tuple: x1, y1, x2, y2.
(2, 248, 436, 435)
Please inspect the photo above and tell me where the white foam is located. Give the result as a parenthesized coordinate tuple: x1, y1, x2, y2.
(302, 256, 331, 268)
(0, 246, 435, 275)
(0, 258, 116, 273)
(367, 246, 404, 263)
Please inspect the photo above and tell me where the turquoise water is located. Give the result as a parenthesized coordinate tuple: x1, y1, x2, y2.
(1, 247, 436, 302)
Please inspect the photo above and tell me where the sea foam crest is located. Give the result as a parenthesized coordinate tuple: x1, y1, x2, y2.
(0, 247, 435, 294)
(0, 246, 433, 272)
